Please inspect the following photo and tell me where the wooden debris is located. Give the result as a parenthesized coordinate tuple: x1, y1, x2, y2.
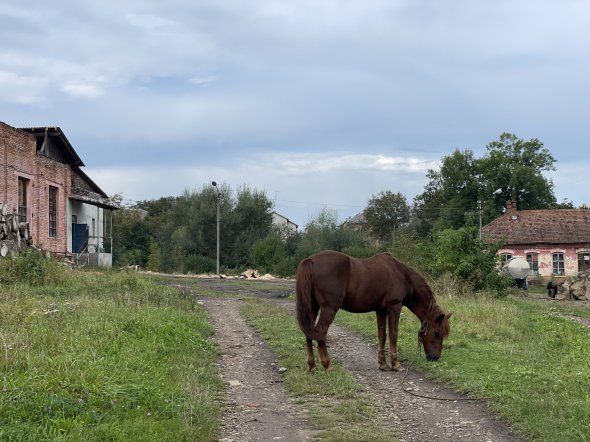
(0, 203, 34, 258)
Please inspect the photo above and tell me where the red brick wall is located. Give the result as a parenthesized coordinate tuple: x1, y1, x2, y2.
(1, 122, 70, 254)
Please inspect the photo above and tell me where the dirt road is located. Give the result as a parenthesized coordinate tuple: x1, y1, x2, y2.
(192, 278, 521, 441)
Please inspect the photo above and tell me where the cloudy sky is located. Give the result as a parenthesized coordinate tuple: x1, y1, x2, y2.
(2, 1, 589, 226)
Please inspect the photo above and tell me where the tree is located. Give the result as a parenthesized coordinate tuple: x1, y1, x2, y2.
(479, 132, 557, 216)
(413, 133, 559, 236)
(226, 186, 273, 267)
(363, 191, 410, 242)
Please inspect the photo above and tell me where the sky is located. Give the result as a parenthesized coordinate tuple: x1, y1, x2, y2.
(2, 1, 590, 227)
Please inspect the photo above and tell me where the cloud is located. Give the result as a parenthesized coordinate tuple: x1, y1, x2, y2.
(86, 150, 435, 225)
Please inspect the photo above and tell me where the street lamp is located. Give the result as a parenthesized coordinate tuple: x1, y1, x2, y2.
(212, 181, 220, 277)
(480, 188, 504, 239)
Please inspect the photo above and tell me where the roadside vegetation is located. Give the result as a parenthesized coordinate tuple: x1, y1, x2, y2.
(0, 251, 222, 441)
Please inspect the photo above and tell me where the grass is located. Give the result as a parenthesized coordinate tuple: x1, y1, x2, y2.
(240, 298, 395, 442)
(336, 294, 590, 442)
(0, 269, 223, 441)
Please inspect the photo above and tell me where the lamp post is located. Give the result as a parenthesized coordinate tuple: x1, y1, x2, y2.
(480, 188, 503, 239)
(212, 181, 220, 277)
(478, 199, 482, 239)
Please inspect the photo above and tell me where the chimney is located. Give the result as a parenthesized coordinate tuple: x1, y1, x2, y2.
(505, 200, 517, 213)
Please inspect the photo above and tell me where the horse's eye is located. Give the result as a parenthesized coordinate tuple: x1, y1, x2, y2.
(434, 331, 441, 338)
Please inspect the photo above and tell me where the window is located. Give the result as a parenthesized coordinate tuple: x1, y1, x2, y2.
(500, 253, 512, 264)
(578, 252, 590, 272)
(526, 253, 539, 276)
(552, 253, 564, 276)
(18, 177, 29, 222)
(49, 186, 58, 238)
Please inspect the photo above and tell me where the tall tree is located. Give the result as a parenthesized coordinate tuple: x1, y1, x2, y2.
(363, 191, 410, 242)
(479, 132, 556, 215)
(413, 133, 559, 236)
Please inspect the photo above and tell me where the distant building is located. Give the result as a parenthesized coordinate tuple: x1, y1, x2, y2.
(481, 200, 590, 282)
(271, 211, 297, 238)
(343, 212, 367, 232)
(0, 121, 117, 267)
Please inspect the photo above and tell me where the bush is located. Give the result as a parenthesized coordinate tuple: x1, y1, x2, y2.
(251, 235, 286, 274)
(0, 250, 68, 286)
(182, 254, 216, 274)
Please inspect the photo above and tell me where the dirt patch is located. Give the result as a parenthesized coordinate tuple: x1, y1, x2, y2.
(190, 278, 521, 441)
(202, 297, 315, 442)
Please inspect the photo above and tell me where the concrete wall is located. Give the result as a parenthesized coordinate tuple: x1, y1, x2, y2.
(67, 200, 105, 253)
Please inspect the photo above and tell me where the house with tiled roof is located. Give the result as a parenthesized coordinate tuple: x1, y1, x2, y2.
(481, 200, 590, 282)
(343, 212, 367, 231)
(1, 121, 116, 266)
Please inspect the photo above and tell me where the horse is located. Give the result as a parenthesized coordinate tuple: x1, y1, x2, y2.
(295, 250, 451, 372)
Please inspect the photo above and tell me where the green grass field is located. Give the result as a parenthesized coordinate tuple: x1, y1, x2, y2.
(0, 270, 223, 441)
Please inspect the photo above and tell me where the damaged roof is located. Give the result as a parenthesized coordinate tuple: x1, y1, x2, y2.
(18, 126, 84, 167)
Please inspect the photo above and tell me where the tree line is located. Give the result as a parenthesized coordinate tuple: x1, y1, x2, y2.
(108, 133, 572, 293)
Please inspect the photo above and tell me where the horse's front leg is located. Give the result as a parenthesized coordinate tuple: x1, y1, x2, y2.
(376, 310, 390, 371)
(306, 338, 316, 372)
(387, 305, 402, 371)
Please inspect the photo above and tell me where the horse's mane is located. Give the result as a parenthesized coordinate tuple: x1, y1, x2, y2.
(390, 254, 451, 338)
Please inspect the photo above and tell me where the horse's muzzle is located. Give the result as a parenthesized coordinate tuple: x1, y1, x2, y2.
(426, 353, 439, 362)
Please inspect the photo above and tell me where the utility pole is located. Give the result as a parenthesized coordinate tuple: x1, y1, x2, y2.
(478, 200, 482, 239)
(212, 181, 220, 277)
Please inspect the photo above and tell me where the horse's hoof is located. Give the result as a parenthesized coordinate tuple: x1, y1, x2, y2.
(379, 365, 392, 371)
(392, 364, 404, 372)
(324, 364, 334, 372)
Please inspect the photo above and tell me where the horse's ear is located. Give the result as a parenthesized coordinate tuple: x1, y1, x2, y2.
(435, 313, 452, 323)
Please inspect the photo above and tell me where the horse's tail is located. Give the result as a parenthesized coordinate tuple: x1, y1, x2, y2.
(295, 258, 318, 340)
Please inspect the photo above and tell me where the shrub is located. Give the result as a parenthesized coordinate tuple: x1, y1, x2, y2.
(0, 250, 68, 286)
(251, 235, 286, 274)
(183, 254, 216, 274)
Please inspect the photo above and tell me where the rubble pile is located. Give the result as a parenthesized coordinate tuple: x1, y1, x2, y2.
(556, 271, 590, 301)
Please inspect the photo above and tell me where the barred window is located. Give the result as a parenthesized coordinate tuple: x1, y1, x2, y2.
(18, 177, 29, 222)
(49, 186, 58, 238)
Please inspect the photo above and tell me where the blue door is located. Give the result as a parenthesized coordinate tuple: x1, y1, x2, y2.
(72, 223, 88, 253)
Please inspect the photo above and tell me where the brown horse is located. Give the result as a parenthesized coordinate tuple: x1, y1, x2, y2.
(295, 250, 451, 371)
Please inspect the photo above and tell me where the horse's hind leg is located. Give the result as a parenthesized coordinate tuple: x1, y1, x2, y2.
(306, 338, 316, 371)
(376, 310, 391, 371)
(387, 305, 402, 371)
(315, 307, 337, 371)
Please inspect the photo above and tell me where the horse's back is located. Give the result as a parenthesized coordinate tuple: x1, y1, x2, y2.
(307, 250, 352, 293)
(305, 251, 407, 312)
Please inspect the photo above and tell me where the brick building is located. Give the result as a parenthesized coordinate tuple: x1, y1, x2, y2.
(1, 121, 116, 266)
(481, 201, 590, 282)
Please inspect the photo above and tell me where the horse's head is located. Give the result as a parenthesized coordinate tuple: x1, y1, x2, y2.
(418, 312, 452, 362)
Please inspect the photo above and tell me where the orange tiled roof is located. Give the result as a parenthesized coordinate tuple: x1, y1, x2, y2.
(481, 208, 590, 245)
